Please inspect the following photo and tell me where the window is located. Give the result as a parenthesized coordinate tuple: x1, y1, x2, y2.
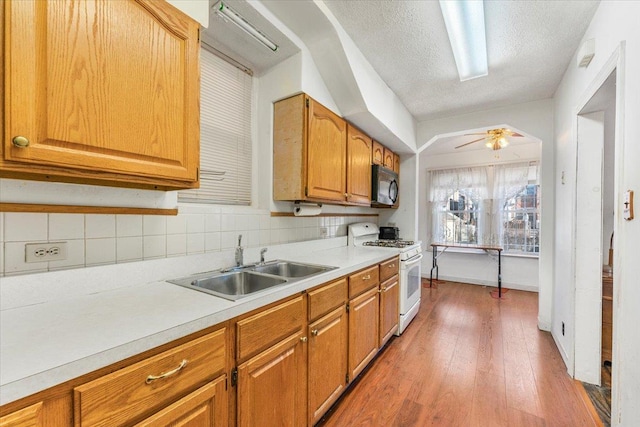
(429, 167, 488, 245)
(501, 184, 540, 253)
(179, 46, 253, 205)
(429, 162, 540, 255)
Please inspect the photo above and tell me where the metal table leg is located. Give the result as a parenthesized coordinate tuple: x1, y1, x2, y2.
(498, 250, 502, 298)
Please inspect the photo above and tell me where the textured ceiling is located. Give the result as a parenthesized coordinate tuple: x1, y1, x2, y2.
(323, 0, 600, 121)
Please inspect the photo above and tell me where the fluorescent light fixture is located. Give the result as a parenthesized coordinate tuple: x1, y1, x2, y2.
(439, 0, 488, 81)
(213, 1, 278, 52)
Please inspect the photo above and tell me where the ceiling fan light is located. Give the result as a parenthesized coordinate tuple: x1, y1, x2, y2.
(498, 136, 509, 148)
(485, 140, 493, 149)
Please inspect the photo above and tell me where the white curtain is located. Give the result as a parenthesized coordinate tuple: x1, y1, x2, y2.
(492, 162, 537, 245)
(429, 167, 488, 202)
(428, 167, 489, 244)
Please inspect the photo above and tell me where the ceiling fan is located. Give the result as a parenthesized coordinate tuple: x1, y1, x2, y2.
(455, 128, 524, 151)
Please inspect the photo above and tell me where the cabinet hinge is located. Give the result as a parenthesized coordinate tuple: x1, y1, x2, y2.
(306, 98, 309, 108)
(346, 373, 350, 384)
(346, 303, 350, 313)
(231, 368, 238, 387)
(304, 187, 308, 197)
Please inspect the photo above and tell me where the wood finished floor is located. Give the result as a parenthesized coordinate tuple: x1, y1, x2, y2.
(318, 281, 598, 427)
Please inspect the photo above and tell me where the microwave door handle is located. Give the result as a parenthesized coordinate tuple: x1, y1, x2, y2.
(389, 179, 398, 203)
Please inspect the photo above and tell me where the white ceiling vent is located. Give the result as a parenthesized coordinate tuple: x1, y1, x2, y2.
(577, 39, 595, 68)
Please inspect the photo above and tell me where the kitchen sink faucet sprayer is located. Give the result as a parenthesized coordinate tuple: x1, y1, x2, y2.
(235, 234, 243, 266)
(260, 248, 268, 264)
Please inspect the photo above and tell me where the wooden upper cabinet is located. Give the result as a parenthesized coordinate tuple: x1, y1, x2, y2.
(383, 148, 394, 169)
(346, 124, 372, 206)
(273, 94, 348, 204)
(2, 0, 200, 189)
(393, 153, 400, 174)
(372, 141, 384, 165)
(307, 99, 347, 202)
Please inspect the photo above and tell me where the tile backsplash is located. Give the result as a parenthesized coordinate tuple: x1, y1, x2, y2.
(0, 205, 376, 277)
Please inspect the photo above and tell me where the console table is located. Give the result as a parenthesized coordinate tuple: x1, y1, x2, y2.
(430, 242, 504, 298)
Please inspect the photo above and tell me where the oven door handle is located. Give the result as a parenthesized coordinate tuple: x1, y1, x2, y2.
(403, 253, 423, 266)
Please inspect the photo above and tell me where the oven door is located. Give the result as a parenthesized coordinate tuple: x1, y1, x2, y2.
(400, 253, 422, 314)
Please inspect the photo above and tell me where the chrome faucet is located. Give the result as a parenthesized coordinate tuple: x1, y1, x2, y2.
(260, 248, 268, 264)
(235, 234, 244, 266)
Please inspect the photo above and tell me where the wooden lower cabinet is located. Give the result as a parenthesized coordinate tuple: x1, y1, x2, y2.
(379, 275, 399, 347)
(348, 286, 380, 380)
(236, 332, 307, 427)
(1, 261, 405, 427)
(0, 402, 43, 427)
(134, 376, 227, 427)
(308, 305, 348, 426)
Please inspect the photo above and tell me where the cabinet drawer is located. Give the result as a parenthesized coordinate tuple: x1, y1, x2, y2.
(237, 296, 305, 362)
(348, 266, 379, 298)
(379, 257, 399, 282)
(308, 278, 347, 322)
(74, 328, 226, 427)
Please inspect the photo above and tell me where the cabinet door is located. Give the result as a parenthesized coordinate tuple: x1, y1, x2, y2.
(383, 148, 394, 169)
(134, 376, 227, 427)
(348, 287, 379, 380)
(393, 153, 400, 173)
(307, 99, 347, 202)
(346, 125, 372, 206)
(237, 332, 307, 427)
(3, 0, 199, 188)
(379, 276, 399, 347)
(308, 305, 348, 425)
(0, 402, 43, 427)
(372, 141, 384, 165)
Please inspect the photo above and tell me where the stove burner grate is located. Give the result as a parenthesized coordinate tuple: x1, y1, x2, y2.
(363, 240, 416, 248)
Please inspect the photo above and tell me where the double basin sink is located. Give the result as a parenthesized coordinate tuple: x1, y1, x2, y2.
(168, 260, 337, 301)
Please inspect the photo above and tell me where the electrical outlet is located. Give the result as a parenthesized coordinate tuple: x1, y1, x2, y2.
(25, 242, 68, 263)
(320, 227, 328, 238)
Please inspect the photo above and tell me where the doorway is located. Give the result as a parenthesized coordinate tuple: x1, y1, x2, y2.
(574, 69, 617, 423)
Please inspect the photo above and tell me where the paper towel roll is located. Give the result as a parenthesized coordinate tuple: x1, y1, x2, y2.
(293, 204, 322, 216)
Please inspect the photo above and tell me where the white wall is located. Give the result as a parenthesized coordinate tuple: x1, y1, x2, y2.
(166, 0, 209, 27)
(552, 1, 640, 423)
(417, 99, 553, 328)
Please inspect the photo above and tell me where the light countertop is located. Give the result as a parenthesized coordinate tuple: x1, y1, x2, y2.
(0, 240, 400, 405)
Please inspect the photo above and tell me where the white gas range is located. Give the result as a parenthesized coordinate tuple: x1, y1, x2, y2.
(348, 223, 423, 335)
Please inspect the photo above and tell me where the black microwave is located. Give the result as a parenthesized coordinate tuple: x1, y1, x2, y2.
(371, 165, 398, 206)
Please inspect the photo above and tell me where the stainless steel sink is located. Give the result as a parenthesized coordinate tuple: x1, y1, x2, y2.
(169, 271, 287, 301)
(252, 261, 335, 278)
(168, 260, 337, 301)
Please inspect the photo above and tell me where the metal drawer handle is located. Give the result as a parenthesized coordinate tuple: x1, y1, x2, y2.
(379, 287, 387, 293)
(145, 359, 188, 385)
(387, 264, 396, 268)
(311, 329, 319, 336)
(362, 274, 371, 280)
(300, 336, 308, 343)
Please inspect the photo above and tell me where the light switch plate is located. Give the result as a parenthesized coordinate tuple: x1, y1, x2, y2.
(25, 242, 68, 263)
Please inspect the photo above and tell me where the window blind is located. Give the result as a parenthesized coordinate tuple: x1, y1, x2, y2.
(179, 47, 252, 205)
